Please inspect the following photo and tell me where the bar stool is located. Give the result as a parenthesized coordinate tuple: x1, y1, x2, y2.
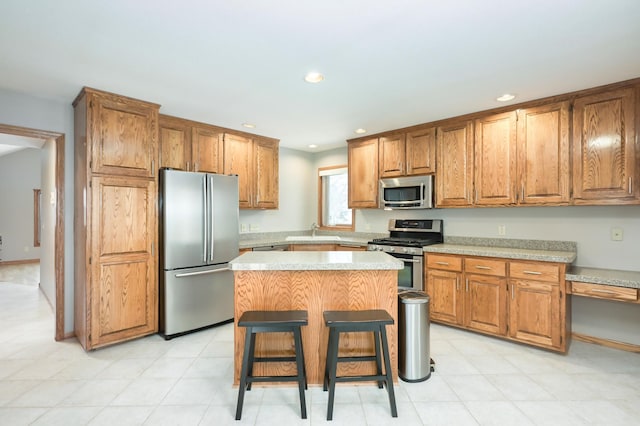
(323, 309, 397, 421)
(235, 310, 308, 420)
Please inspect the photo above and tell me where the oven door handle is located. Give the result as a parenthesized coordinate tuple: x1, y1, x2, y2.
(401, 258, 422, 263)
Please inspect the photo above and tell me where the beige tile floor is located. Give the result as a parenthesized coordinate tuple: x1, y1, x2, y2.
(0, 275, 639, 425)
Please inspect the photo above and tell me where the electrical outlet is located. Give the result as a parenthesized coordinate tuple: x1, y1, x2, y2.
(240, 224, 247, 233)
(611, 227, 624, 241)
(498, 225, 506, 236)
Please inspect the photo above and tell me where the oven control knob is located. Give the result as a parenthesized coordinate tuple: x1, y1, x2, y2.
(402, 247, 409, 254)
(387, 247, 394, 252)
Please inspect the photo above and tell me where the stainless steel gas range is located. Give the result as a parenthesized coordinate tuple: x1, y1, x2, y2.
(368, 219, 444, 291)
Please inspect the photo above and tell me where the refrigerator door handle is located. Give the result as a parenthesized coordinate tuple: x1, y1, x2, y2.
(209, 175, 215, 262)
(174, 267, 230, 278)
(202, 175, 208, 263)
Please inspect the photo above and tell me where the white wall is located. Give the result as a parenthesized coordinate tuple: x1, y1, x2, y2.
(0, 148, 42, 261)
(0, 87, 75, 333)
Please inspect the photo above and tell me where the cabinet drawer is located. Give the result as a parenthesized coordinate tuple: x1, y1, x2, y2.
(510, 261, 560, 283)
(426, 254, 463, 272)
(571, 282, 638, 302)
(465, 257, 507, 277)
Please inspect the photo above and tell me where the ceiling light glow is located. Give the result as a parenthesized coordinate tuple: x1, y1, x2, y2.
(355, 128, 367, 134)
(304, 72, 324, 83)
(242, 123, 256, 129)
(308, 144, 318, 149)
(496, 93, 516, 102)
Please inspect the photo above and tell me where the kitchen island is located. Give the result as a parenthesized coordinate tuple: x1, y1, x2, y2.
(229, 251, 403, 386)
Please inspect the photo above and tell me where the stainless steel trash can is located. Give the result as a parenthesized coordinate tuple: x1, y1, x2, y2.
(398, 290, 431, 382)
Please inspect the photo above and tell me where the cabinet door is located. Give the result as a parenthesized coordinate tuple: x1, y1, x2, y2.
(159, 116, 191, 171)
(426, 269, 464, 325)
(348, 138, 379, 208)
(90, 176, 157, 348)
(436, 120, 474, 207)
(254, 138, 279, 209)
(465, 274, 507, 335)
(192, 125, 223, 174)
(517, 102, 570, 205)
(406, 127, 436, 175)
(474, 111, 517, 205)
(90, 93, 158, 178)
(224, 134, 253, 208)
(572, 87, 638, 203)
(379, 133, 406, 178)
(508, 279, 561, 349)
(290, 244, 336, 251)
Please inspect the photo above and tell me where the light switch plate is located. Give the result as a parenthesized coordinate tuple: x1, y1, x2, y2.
(611, 227, 624, 241)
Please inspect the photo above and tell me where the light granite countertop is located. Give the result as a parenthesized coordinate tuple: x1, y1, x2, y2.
(423, 244, 577, 263)
(239, 232, 377, 250)
(229, 251, 403, 271)
(566, 266, 640, 289)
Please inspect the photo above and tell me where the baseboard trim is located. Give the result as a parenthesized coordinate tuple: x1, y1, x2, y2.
(0, 258, 40, 266)
(572, 332, 640, 353)
(63, 331, 75, 340)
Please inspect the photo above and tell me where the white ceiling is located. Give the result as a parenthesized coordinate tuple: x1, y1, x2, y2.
(1, 1, 639, 152)
(0, 134, 45, 158)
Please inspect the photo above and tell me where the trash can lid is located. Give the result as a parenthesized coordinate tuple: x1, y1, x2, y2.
(398, 290, 430, 303)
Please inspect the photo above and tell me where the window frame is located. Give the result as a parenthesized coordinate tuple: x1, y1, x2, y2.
(317, 165, 354, 231)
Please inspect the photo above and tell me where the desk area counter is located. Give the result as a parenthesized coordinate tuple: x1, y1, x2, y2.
(230, 251, 403, 386)
(229, 250, 404, 271)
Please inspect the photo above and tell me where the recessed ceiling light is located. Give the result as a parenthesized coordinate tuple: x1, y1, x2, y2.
(304, 72, 324, 83)
(355, 128, 367, 134)
(242, 123, 256, 129)
(496, 93, 516, 102)
(308, 144, 318, 149)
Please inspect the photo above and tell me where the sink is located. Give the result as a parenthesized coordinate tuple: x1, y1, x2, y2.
(285, 236, 341, 242)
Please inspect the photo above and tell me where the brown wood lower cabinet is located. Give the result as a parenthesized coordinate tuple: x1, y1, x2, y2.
(425, 254, 568, 352)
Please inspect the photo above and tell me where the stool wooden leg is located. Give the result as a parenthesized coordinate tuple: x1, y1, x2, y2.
(323, 328, 333, 392)
(373, 329, 384, 389)
(235, 327, 254, 420)
(293, 327, 307, 419)
(379, 325, 398, 418)
(326, 328, 340, 421)
(245, 331, 257, 391)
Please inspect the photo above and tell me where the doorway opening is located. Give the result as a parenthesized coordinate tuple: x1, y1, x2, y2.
(0, 123, 65, 341)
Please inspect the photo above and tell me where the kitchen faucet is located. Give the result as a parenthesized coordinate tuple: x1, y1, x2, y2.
(311, 222, 319, 237)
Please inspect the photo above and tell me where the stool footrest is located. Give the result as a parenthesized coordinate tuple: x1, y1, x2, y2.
(254, 356, 297, 363)
(335, 375, 388, 383)
(336, 355, 377, 363)
(247, 375, 301, 383)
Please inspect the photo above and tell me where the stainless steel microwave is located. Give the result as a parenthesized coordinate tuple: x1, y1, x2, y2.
(379, 175, 433, 209)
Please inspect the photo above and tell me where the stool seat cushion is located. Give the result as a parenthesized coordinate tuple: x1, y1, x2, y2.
(238, 310, 309, 327)
(323, 309, 393, 326)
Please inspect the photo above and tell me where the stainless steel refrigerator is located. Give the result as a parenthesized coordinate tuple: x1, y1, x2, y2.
(159, 169, 239, 339)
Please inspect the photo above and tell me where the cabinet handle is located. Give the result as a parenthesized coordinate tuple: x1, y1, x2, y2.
(436, 261, 449, 266)
(523, 270, 542, 275)
(511, 284, 515, 300)
(456, 277, 459, 291)
(629, 177, 633, 195)
(186, 161, 190, 171)
(475, 189, 478, 203)
(521, 184, 525, 202)
(475, 265, 491, 270)
(465, 278, 469, 292)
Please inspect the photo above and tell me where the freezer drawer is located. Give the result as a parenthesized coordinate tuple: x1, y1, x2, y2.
(161, 264, 234, 338)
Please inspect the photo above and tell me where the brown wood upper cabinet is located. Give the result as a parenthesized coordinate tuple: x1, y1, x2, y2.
(159, 115, 223, 173)
(378, 128, 436, 178)
(436, 120, 474, 207)
(348, 138, 379, 208)
(572, 86, 638, 204)
(474, 111, 517, 205)
(84, 88, 159, 178)
(517, 102, 571, 205)
(159, 115, 192, 170)
(224, 134, 279, 209)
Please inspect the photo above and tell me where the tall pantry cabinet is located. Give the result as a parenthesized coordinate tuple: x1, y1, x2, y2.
(74, 88, 160, 350)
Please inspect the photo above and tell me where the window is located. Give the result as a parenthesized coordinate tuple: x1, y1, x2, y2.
(318, 166, 353, 230)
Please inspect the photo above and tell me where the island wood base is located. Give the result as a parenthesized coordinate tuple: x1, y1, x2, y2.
(233, 269, 398, 386)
